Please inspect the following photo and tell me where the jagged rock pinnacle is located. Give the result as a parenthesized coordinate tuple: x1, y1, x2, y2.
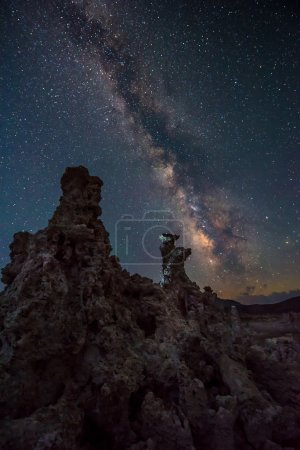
(49, 165, 103, 227)
(159, 233, 192, 286)
(1, 166, 112, 289)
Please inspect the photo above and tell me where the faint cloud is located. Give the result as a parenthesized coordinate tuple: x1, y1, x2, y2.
(240, 285, 256, 296)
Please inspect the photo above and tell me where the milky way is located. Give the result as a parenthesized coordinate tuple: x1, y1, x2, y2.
(1, 0, 299, 300)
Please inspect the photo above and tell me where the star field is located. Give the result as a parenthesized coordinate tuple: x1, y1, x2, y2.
(1, 0, 299, 301)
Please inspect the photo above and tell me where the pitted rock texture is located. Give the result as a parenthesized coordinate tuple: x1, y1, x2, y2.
(159, 233, 192, 287)
(0, 166, 299, 450)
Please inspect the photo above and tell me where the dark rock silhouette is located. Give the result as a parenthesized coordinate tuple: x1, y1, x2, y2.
(159, 233, 191, 286)
(0, 166, 299, 450)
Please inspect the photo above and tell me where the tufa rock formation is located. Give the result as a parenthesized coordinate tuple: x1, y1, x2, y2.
(0, 166, 300, 450)
(159, 233, 191, 287)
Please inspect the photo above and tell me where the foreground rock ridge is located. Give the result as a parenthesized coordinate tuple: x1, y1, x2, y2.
(0, 166, 299, 450)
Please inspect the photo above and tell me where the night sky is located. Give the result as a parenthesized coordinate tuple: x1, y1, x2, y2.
(1, 0, 299, 302)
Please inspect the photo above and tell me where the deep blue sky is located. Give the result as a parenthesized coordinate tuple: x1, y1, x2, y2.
(1, 0, 299, 301)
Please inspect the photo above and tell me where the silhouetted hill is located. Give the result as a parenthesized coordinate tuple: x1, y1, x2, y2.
(217, 296, 300, 315)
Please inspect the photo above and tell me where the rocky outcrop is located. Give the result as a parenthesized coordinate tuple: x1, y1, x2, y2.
(0, 166, 299, 450)
(159, 233, 191, 286)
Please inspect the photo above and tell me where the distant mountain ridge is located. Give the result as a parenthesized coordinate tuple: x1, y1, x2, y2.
(219, 296, 300, 315)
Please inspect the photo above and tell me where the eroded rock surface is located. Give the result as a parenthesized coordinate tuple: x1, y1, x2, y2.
(0, 166, 299, 450)
(159, 233, 191, 286)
